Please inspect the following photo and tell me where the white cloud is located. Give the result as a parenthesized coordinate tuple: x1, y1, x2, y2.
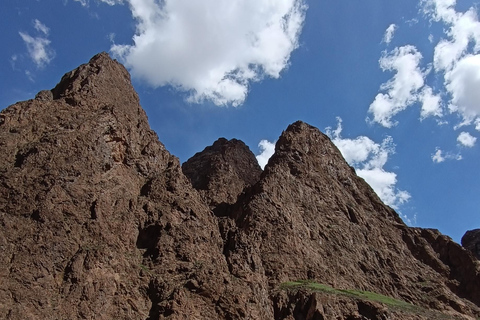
(19, 31, 55, 68)
(10, 55, 18, 69)
(431, 147, 462, 163)
(457, 131, 477, 147)
(73, 0, 122, 6)
(475, 118, 480, 131)
(73, 0, 88, 6)
(371, 1, 480, 140)
(421, 0, 480, 127)
(108, 32, 116, 43)
(33, 19, 49, 35)
(18, 19, 55, 69)
(419, 86, 443, 119)
(100, 0, 123, 4)
(356, 168, 411, 209)
(383, 24, 397, 44)
(256, 140, 276, 170)
(111, 0, 307, 106)
(368, 45, 426, 127)
(445, 54, 480, 120)
(424, 1, 480, 72)
(25, 70, 34, 82)
(432, 148, 445, 163)
(326, 118, 410, 210)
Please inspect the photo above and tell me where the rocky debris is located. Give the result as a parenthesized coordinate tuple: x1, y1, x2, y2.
(1, 52, 479, 320)
(462, 229, 480, 260)
(182, 137, 262, 207)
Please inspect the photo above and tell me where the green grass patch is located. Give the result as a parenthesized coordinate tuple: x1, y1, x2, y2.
(281, 281, 419, 313)
(280, 281, 468, 319)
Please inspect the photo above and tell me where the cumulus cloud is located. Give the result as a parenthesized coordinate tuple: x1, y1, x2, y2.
(383, 24, 397, 44)
(431, 147, 462, 163)
(368, 45, 427, 127)
(423, 0, 480, 72)
(326, 118, 410, 209)
(256, 140, 276, 170)
(110, 0, 307, 106)
(19, 20, 55, 68)
(445, 54, 480, 120)
(419, 86, 443, 119)
(422, 0, 480, 126)
(457, 131, 477, 147)
(370, 0, 480, 133)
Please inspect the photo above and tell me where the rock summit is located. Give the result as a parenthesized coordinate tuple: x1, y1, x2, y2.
(1, 53, 479, 320)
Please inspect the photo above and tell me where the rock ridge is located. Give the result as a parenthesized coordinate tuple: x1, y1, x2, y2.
(1, 52, 479, 320)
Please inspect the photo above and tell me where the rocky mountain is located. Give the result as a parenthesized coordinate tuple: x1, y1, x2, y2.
(1, 52, 479, 320)
(462, 229, 480, 260)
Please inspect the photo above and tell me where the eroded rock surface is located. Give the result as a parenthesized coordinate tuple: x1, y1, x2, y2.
(182, 137, 262, 207)
(0, 53, 235, 320)
(1, 53, 479, 320)
(462, 229, 480, 260)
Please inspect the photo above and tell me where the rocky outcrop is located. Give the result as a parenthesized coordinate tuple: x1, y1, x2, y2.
(213, 121, 480, 319)
(462, 229, 480, 260)
(0, 53, 235, 319)
(1, 53, 479, 320)
(182, 138, 262, 207)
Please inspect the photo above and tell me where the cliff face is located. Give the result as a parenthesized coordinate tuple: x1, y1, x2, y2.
(0, 53, 479, 320)
(0, 53, 233, 320)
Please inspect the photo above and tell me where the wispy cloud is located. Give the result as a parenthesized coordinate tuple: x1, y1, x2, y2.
(382, 24, 397, 44)
(73, 0, 122, 7)
(19, 19, 55, 69)
(33, 19, 49, 35)
(431, 147, 462, 163)
(327, 118, 410, 210)
(110, 0, 307, 106)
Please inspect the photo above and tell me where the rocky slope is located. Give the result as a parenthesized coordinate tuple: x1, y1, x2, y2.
(0, 53, 479, 320)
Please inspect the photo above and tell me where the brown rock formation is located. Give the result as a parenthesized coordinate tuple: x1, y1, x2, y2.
(182, 138, 262, 207)
(462, 229, 480, 259)
(1, 53, 479, 320)
(0, 53, 234, 319)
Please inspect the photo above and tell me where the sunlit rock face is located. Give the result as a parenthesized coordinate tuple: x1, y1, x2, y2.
(1, 53, 479, 320)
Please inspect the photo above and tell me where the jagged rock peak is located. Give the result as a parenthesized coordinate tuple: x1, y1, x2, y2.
(259, 120, 399, 219)
(51, 52, 139, 107)
(0, 52, 232, 319)
(2, 53, 480, 320)
(462, 229, 480, 259)
(182, 137, 262, 206)
(266, 120, 350, 172)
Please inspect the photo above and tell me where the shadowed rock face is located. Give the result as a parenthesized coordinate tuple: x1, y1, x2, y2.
(182, 137, 262, 207)
(1, 52, 479, 320)
(462, 229, 480, 259)
(0, 53, 235, 320)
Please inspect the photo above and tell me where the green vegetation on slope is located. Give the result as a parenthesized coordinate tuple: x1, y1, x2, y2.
(280, 280, 456, 319)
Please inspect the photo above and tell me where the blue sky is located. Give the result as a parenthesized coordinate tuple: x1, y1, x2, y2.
(1, 0, 480, 243)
